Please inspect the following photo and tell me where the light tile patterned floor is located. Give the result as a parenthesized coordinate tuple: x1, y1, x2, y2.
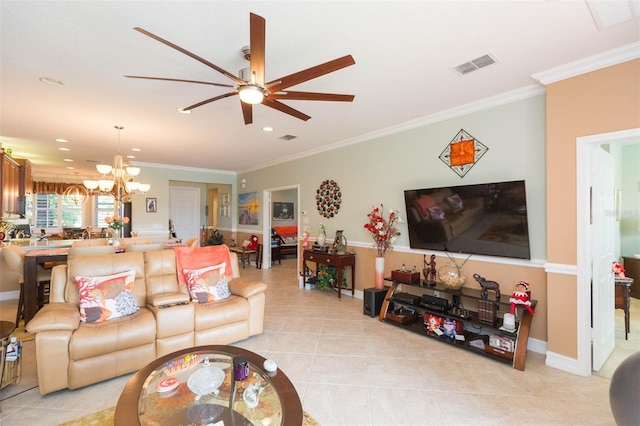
(1, 256, 637, 425)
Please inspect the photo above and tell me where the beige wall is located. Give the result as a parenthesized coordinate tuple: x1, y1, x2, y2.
(546, 59, 640, 358)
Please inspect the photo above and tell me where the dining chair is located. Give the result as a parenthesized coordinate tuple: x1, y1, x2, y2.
(119, 237, 153, 246)
(124, 243, 164, 252)
(3, 245, 52, 325)
(67, 245, 116, 256)
(71, 239, 109, 247)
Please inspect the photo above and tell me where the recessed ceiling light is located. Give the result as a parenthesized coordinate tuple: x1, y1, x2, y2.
(63, 158, 73, 162)
(262, 126, 274, 132)
(177, 108, 192, 114)
(56, 138, 68, 143)
(127, 155, 136, 159)
(59, 147, 71, 151)
(66, 166, 75, 170)
(132, 148, 141, 152)
(39, 77, 64, 86)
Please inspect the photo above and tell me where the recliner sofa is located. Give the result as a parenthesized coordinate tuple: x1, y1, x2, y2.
(26, 246, 267, 395)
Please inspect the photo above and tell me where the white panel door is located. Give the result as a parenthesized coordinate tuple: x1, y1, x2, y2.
(169, 186, 200, 242)
(591, 145, 615, 372)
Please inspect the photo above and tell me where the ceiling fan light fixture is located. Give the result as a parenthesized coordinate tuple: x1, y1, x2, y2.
(238, 85, 265, 104)
(177, 108, 192, 114)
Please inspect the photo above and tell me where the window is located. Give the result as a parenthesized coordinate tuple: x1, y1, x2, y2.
(35, 194, 58, 228)
(94, 195, 115, 227)
(34, 193, 114, 229)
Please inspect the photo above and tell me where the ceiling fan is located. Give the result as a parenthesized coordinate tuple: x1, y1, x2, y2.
(125, 13, 355, 125)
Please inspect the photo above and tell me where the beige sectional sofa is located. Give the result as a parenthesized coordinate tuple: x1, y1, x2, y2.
(26, 246, 267, 395)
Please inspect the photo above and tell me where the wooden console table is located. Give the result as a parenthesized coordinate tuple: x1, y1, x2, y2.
(302, 250, 355, 298)
(615, 277, 633, 340)
(229, 246, 257, 269)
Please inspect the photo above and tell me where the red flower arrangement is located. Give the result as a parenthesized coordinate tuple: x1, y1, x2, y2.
(364, 204, 402, 257)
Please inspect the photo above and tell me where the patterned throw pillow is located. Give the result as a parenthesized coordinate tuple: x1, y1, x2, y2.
(183, 263, 231, 303)
(428, 206, 446, 220)
(447, 194, 464, 209)
(75, 270, 139, 323)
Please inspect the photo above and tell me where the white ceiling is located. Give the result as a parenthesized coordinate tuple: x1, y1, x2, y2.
(1, 1, 639, 181)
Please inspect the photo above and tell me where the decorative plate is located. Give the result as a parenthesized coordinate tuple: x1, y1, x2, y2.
(316, 179, 342, 218)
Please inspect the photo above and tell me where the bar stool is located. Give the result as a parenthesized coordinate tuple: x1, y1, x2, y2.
(3, 246, 52, 325)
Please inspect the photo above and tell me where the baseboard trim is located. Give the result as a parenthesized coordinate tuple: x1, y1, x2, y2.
(0, 290, 20, 301)
(545, 350, 589, 376)
(527, 337, 547, 355)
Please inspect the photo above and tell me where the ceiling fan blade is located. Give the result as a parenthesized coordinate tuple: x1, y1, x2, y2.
(269, 91, 354, 102)
(124, 75, 234, 88)
(262, 98, 311, 121)
(134, 27, 245, 86)
(181, 91, 238, 111)
(249, 13, 266, 87)
(241, 101, 253, 125)
(266, 55, 355, 93)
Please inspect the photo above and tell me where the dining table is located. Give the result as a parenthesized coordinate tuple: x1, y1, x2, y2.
(21, 240, 186, 325)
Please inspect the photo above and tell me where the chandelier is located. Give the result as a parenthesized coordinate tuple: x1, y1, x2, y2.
(83, 126, 150, 202)
(63, 171, 89, 206)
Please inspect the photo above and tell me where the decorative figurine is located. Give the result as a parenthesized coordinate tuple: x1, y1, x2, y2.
(423, 254, 437, 286)
(509, 281, 535, 315)
(442, 318, 456, 339)
(473, 274, 501, 301)
(426, 314, 442, 333)
(302, 229, 310, 250)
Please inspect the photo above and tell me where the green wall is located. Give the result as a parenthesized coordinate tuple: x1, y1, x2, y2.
(239, 94, 547, 262)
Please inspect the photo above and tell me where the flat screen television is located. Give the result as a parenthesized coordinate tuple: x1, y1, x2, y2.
(404, 180, 530, 259)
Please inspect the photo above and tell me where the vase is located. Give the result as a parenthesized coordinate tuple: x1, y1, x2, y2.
(375, 256, 385, 290)
(333, 230, 347, 255)
(438, 261, 467, 290)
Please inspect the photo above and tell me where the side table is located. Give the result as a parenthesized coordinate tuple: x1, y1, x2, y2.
(615, 278, 633, 340)
(229, 246, 257, 269)
(0, 321, 16, 413)
(302, 250, 355, 298)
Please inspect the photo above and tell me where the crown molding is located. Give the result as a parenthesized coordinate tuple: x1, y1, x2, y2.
(239, 84, 545, 174)
(131, 161, 236, 175)
(531, 41, 640, 85)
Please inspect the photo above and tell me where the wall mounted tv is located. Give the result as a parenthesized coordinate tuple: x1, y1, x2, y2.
(404, 180, 530, 260)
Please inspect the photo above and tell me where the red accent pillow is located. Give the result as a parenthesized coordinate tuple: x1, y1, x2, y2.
(413, 196, 435, 218)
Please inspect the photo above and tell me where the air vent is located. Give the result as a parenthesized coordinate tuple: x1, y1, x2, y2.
(279, 134, 297, 141)
(453, 53, 498, 75)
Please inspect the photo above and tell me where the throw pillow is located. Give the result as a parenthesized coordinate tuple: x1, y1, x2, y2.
(428, 206, 446, 220)
(447, 194, 464, 209)
(75, 270, 139, 323)
(184, 263, 231, 303)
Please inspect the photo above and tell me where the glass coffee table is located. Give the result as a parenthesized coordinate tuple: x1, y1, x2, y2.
(115, 345, 302, 425)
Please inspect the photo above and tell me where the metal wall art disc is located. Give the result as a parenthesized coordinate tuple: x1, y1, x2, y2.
(439, 129, 488, 178)
(316, 179, 342, 218)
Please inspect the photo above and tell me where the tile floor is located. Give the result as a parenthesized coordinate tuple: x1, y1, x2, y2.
(0, 256, 636, 425)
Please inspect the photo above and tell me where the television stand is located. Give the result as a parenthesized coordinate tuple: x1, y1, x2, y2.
(379, 278, 536, 370)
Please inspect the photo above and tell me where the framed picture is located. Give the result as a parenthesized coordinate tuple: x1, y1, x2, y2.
(146, 197, 157, 213)
(273, 202, 294, 220)
(238, 192, 259, 225)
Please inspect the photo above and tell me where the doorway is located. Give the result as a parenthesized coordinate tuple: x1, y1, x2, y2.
(577, 128, 640, 376)
(169, 186, 200, 243)
(262, 185, 300, 277)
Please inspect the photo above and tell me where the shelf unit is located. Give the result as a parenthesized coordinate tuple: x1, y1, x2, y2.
(379, 278, 536, 370)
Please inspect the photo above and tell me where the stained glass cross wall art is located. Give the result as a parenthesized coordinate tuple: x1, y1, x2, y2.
(439, 129, 488, 178)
